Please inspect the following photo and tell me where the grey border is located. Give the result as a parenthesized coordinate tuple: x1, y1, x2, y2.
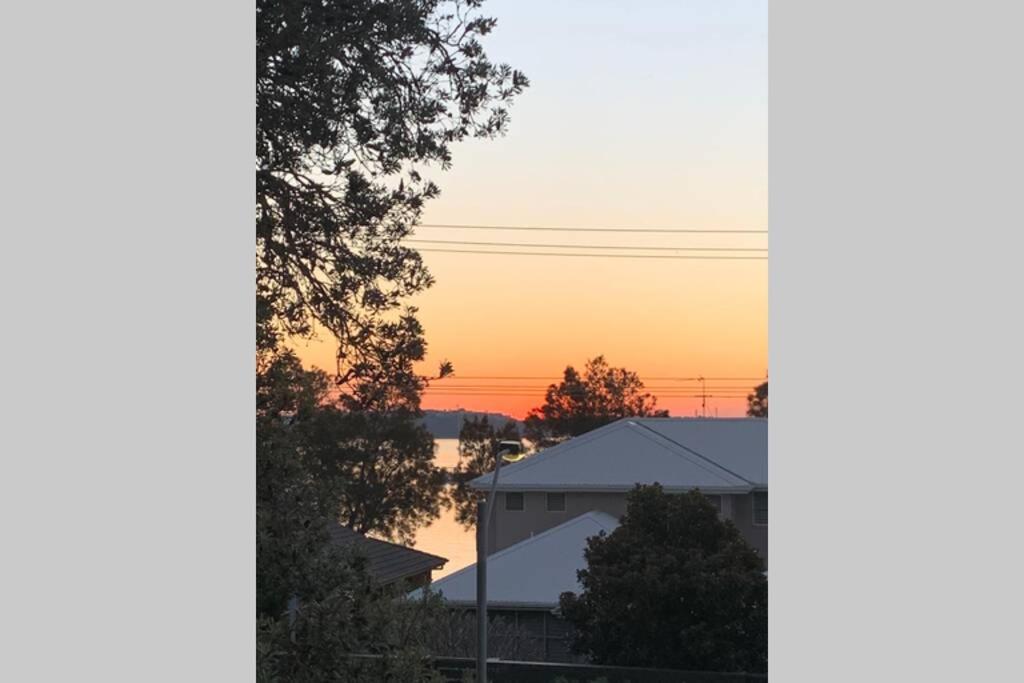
(5, 1, 1024, 679)
(772, 1, 1024, 680)
(3, 1, 254, 679)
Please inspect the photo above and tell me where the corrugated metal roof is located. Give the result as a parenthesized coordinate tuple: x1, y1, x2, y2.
(328, 523, 447, 585)
(470, 417, 766, 493)
(416, 511, 620, 609)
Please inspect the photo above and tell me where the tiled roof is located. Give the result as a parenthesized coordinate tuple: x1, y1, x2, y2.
(328, 523, 447, 585)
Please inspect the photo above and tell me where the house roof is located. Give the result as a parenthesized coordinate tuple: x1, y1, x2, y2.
(415, 511, 620, 609)
(328, 523, 447, 585)
(470, 417, 766, 493)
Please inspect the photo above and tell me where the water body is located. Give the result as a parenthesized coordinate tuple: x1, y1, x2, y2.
(411, 438, 476, 578)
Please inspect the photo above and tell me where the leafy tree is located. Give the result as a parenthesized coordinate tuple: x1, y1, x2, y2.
(257, 583, 450, 682)
(559, 485, 768, 673)
(449, 416, 521, 529)
(256, 0, 526, 674)
(747, 381, 768, 418)
(257, 351, 347, 618)
(523, 356, 668, 449)
(258, 586, 535, 681)
(298, 310, 450, 545)
(302, 407, 446, 545)
(257, 0, 528, 361)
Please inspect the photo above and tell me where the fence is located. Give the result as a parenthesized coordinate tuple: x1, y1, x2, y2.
(348, 654, 766, 682)
(432, 658, 766, 683)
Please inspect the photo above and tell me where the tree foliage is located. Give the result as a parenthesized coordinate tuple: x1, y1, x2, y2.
(257, 351, 346, 618)
(257, 0, 527, 361)
(257, 583, 448, 682)
(746, 381, 767, 418)
(449, 416, 522, 529)
(559, 485, 768, 673)
(256, 0, 527, 674)
(523, 356, 668, 449)
(303, 407, 446, 545)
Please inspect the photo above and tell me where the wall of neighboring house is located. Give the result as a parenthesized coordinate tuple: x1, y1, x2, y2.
(487, 490, 768, 566)
(486, 491, 628, 554)
(728, 491, 768, 564)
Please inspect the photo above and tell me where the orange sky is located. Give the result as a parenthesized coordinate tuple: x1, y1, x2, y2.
(292, 1, 767, 420)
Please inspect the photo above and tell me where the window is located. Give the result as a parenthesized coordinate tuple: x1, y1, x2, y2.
(505, 492, 524, 511)
(753, 491, 768, 526)
(546, 492, 566, 511)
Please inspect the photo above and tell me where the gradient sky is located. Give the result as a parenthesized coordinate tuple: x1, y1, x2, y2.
(294, 0, 767, 419)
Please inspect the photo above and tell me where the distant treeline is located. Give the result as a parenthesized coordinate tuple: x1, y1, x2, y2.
(418, 410, 519, 439)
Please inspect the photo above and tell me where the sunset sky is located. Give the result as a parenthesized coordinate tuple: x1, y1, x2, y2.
(294, 0, 767, 419)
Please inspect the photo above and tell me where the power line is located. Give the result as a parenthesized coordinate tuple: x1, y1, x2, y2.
(425, 385, 753, 390)
(445, 376, 765, 381)
(423, 388, 753, 395)
(417, 248, 766, 260)
(407, 238, 766, 253)
(417, 223, 767, 234)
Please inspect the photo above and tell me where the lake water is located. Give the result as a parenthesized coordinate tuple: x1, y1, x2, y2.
(411, 438, 476, 578)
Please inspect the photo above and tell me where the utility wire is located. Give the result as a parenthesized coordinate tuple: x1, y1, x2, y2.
(417, 248, 766, 260)
(445, 376, 766, 381)
(417, 223, 767, 234)
(407, 238, 766, 253)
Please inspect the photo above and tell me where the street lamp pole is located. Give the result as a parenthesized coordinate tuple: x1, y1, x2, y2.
(476, 444, 520, 683)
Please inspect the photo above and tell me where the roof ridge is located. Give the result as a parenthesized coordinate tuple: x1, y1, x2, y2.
(469, 419, 634, 488)
(630, 420, 755, 486)
(430, 511, 619, 588)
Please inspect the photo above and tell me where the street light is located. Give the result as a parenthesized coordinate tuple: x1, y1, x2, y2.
(476, 440, 525, 683)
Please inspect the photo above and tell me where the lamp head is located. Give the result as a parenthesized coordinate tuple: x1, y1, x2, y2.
(497, 440, 526, 462)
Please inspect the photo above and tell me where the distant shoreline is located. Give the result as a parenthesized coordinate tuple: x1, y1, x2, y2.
(418, 409, 519, 439)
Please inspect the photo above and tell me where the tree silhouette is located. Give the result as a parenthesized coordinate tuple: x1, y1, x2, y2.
(747, 381, 768, 417)
(559, 485, 767, 673)
(523, 356, 668, 449)
(257, 0, 527, 365)
(449, 416, 522, 529)
(255, 0, 527, 671)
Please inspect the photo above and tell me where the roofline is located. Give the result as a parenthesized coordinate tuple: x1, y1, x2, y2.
(630, 420, 757, 486)
(427, 511, 620, 593)
(469, 419, 632, 488)
(331, 523, 449, 568)
(469, 417, 762, 491)
(361, 535, 448, 567)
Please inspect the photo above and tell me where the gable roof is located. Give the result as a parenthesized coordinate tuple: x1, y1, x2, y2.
(416, 511, 620, 609)
(470, 417, 766, 493)
(328, 523, 447, 585)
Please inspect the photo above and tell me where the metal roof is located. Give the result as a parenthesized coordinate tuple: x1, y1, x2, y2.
(416, 511, 620, 609)
(328, 523, 447, 585)
(470, 417, 766, 493)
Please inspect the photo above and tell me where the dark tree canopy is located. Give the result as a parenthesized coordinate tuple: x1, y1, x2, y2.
(747, 381, 767, 418)
(449, 416, 522, 528)
(257, 0, 527, 364)
(523, 356, 668, 449)
(255, 1, 526, 675)
(256, 351, 351, 618)
(303, 407, 446, 545)
(559, 485, 768, 674)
